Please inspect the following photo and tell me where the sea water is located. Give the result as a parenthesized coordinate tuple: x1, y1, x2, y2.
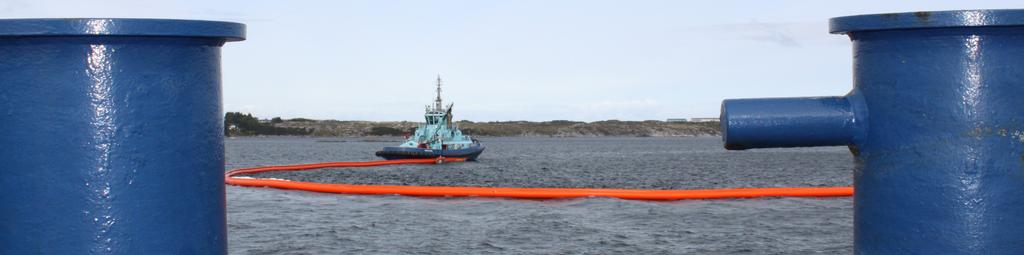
(227, 137, 853, 254)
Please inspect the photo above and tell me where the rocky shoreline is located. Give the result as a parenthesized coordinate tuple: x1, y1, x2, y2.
(261, 119, 720, 137)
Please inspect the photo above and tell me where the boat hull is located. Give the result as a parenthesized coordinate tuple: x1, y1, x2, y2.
(375, 145, 485, 161)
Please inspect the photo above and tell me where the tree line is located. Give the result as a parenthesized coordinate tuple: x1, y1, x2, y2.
(224, 112, 313, 136)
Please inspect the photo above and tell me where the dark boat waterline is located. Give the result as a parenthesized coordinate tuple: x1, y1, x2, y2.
(375, 145, 486, 161)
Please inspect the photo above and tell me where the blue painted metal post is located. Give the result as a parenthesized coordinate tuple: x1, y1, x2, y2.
(721, 10, 1024, 254)
(0, 19, 244, 254)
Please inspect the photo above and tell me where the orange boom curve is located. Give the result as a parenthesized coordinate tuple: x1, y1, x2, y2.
(225, 158, 853, 201)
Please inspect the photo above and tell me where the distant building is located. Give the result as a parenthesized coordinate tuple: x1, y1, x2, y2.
(666, 118, 688, 123)
(689, 118, 719, 122)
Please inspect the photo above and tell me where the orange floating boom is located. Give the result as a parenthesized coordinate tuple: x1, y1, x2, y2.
(225, 158, 853, 201)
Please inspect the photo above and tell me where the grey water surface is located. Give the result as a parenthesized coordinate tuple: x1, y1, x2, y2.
(227, 137, 853, 254)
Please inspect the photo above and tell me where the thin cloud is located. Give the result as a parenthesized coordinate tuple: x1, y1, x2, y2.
(571, 99, 660, 112)
(566, 99, 666, 120)
(691, 21, 831, 48)
(0, 0, 30, 15)
(201, 9, 274, 23)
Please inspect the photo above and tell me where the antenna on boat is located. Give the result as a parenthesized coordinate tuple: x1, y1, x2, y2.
(435, 75, 443, 110)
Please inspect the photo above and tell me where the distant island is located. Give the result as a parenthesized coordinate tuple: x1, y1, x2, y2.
(224, 112, 720, 137)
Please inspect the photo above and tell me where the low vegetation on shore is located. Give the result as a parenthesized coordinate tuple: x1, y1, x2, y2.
(225, 112, 720, 137)
(224, 112, 313, 136)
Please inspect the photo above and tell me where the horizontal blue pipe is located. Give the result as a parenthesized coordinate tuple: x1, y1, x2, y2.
(720, 96, 862, 150)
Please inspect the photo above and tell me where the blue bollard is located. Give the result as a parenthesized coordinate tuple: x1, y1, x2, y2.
(0, 19, 244, 254)
(721, 10, 1024, 254)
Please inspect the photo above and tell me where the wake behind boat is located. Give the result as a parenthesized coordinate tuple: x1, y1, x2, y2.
(375, 76, 485, 161)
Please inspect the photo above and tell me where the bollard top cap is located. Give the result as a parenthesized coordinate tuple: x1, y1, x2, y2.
(0, 18, 245, 41)
(830, 9, 1024, 34)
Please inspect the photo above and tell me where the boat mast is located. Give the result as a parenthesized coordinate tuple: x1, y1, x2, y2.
(434, 75, 443, 111)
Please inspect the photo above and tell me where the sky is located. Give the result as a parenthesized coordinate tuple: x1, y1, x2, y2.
(3, 1, 1021, 121)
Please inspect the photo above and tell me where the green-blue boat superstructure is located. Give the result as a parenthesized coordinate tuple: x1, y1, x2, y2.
(375, 77, 484, 160)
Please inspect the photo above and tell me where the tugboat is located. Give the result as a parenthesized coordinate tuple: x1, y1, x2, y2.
(375, 76, 485, 161)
